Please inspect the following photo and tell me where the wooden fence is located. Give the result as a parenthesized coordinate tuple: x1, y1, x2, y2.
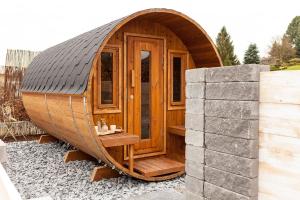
(0, 121, 45, 139)
(259, 71, 300, 200)
(4, 66, 25, 100)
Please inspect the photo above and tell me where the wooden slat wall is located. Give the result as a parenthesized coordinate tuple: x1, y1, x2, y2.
(259, 71, 300, 200)
(22, 93, 108, 161)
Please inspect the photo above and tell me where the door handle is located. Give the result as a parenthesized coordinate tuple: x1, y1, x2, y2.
(131, 69, 135, 88)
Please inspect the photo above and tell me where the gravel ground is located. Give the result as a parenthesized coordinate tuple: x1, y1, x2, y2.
(3, 141, 184, 200)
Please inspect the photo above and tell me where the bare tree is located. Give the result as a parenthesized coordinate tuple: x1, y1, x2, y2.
(269, 35, 296, 65)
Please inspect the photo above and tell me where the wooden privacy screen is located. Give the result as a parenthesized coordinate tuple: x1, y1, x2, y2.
(259, 71, 300, 200)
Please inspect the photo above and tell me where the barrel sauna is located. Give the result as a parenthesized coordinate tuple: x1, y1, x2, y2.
(21, 8, 222, 181)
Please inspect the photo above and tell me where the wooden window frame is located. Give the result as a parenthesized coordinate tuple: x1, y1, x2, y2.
(93, 44, 122, 114)
(168, 50, 188, 110)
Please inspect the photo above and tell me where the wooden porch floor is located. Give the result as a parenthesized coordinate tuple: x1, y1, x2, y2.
(127, 156, 184, 177)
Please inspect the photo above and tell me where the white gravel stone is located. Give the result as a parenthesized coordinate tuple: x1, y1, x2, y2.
(3, 141, 184, 200)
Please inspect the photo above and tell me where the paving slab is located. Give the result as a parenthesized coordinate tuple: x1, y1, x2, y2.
(129, 189, 185, 200)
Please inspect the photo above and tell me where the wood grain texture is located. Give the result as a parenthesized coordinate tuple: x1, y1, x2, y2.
(259, 71, 300, 200)
(260, 71, 300, 104)
(259, 103, 300, 138)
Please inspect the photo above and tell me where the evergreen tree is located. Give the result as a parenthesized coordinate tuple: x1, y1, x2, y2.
(286, 16, 300, 57)
(244, 43, 260, 64)
(296, 37, 300, 57)
(216, 26, 240, 66)
(286, 16, 300, 44)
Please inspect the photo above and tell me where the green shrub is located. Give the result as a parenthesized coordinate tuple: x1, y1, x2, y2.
(289, 58, 300, 65)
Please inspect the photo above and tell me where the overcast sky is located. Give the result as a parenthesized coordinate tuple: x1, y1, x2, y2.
(0, 0, 299, 65)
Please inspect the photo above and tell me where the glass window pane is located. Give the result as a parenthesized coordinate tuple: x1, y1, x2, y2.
(101, 52, 113, 104)
(141, 50, 150, 139)
(173, 57, 182, 102)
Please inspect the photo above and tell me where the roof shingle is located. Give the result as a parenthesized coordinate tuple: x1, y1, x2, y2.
(21, 18, 124, 94)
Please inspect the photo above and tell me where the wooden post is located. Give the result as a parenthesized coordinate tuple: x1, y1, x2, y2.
(64, 150, 96, 163)
(129, 144, 134, 173)
(38, 135, 58, 144)
(90, 166, 121, 182)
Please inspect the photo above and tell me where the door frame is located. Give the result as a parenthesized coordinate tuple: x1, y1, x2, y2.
(123, 32, 167, 160)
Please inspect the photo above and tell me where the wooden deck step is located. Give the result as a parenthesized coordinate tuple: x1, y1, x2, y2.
(131, 157, 184, 177)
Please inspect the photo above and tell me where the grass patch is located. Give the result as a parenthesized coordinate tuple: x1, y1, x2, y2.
(271, 65, 300, 71)
(286, 65, 300, 70)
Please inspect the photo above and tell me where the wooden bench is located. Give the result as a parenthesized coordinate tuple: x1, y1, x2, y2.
(167, 125, 185, 137)
(99, 133, 139, 172)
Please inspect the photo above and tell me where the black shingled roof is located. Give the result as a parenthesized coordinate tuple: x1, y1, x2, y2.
(21, 18, 124, 94)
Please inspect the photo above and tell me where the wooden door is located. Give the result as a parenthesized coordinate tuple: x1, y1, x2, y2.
(127, 35, 165, 156)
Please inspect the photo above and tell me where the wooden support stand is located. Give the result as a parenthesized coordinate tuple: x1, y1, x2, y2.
(90, 166, 121, 182)
(64, 150, 96, 163)
(38, 135, 58, 144)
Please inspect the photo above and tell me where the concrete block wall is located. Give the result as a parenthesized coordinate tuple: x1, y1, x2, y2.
(185, 65, 269, 200)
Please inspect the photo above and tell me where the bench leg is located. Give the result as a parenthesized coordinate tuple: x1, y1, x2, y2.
(129, 144, 134, 173)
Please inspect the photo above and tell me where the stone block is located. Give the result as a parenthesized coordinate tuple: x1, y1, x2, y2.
(0, 140, 7, 163)
(186, 99, 204, 114)
(204, 182, 257, 200)
(186, 68, 206, 83)
(205, 133, 258, 158)
(186, 145, 204, 164)
(205, 150, 258, 178)
(185, 113, 204, 131)
(186, 175, 204, 196)
(205, 100, 259, 120)
(185, 129, 204, 147)
(205, 166, 258, 197)
(206, 82, 259, 101)
(205, 64, 270, 83)
(186, 160, 204, 180)
(205, 117, 258, 139)
(186, 83, 205, 99)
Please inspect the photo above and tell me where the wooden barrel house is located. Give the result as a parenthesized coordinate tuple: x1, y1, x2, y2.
(21, 8, 222, 181)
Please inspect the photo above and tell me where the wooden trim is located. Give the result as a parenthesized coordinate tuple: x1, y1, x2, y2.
(93, 44, 122, 114)
(123, 33, 167, 160)
(167, 50, 188, 110)
(21, 91, 82, 97)
(124, 32, 166, 40)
